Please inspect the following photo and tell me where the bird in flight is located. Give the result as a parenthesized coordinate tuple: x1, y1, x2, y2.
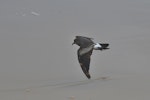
(72, 36, 109, 79)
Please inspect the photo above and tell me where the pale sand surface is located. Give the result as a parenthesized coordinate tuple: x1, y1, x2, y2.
(0, 0, 150, 100)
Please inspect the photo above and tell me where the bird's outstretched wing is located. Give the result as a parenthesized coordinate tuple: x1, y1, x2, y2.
(78, 48, 93, 79)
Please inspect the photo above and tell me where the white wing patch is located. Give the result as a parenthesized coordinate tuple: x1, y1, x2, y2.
(79, 44, 94, 56)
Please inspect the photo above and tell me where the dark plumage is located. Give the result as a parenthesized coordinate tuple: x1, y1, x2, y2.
(72, 36, 109, 79)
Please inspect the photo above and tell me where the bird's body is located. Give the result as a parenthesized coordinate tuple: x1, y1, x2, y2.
(72, 36, 109, 79)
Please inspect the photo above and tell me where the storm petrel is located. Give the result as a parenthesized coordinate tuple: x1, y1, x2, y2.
(72, 36, 109, 79)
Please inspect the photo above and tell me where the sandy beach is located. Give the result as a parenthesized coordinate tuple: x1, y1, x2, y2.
(0, 0, 150, 100)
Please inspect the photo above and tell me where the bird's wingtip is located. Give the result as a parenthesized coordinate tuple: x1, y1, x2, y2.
(85, 73, 91, 79)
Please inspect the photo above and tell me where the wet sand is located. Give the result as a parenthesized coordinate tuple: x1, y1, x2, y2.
(0, 0, 150, 100)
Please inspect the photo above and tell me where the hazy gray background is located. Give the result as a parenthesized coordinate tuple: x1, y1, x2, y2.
(0, 0, 150, 100)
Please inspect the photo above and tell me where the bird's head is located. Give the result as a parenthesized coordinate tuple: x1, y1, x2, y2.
(72, 38, 80, 46)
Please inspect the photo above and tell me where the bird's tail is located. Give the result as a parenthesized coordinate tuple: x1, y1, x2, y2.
(99, 43, 109, 50)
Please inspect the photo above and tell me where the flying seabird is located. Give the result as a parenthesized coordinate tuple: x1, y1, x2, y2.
(72, 36, 109, 79)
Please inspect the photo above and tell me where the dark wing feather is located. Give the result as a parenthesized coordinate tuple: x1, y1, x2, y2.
(78, 48, 93, 79)
(75, 36, 94, 48)
(76, 36, 93, 40)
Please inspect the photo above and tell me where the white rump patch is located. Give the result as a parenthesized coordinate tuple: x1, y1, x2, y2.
(93, 43, 101, 50)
